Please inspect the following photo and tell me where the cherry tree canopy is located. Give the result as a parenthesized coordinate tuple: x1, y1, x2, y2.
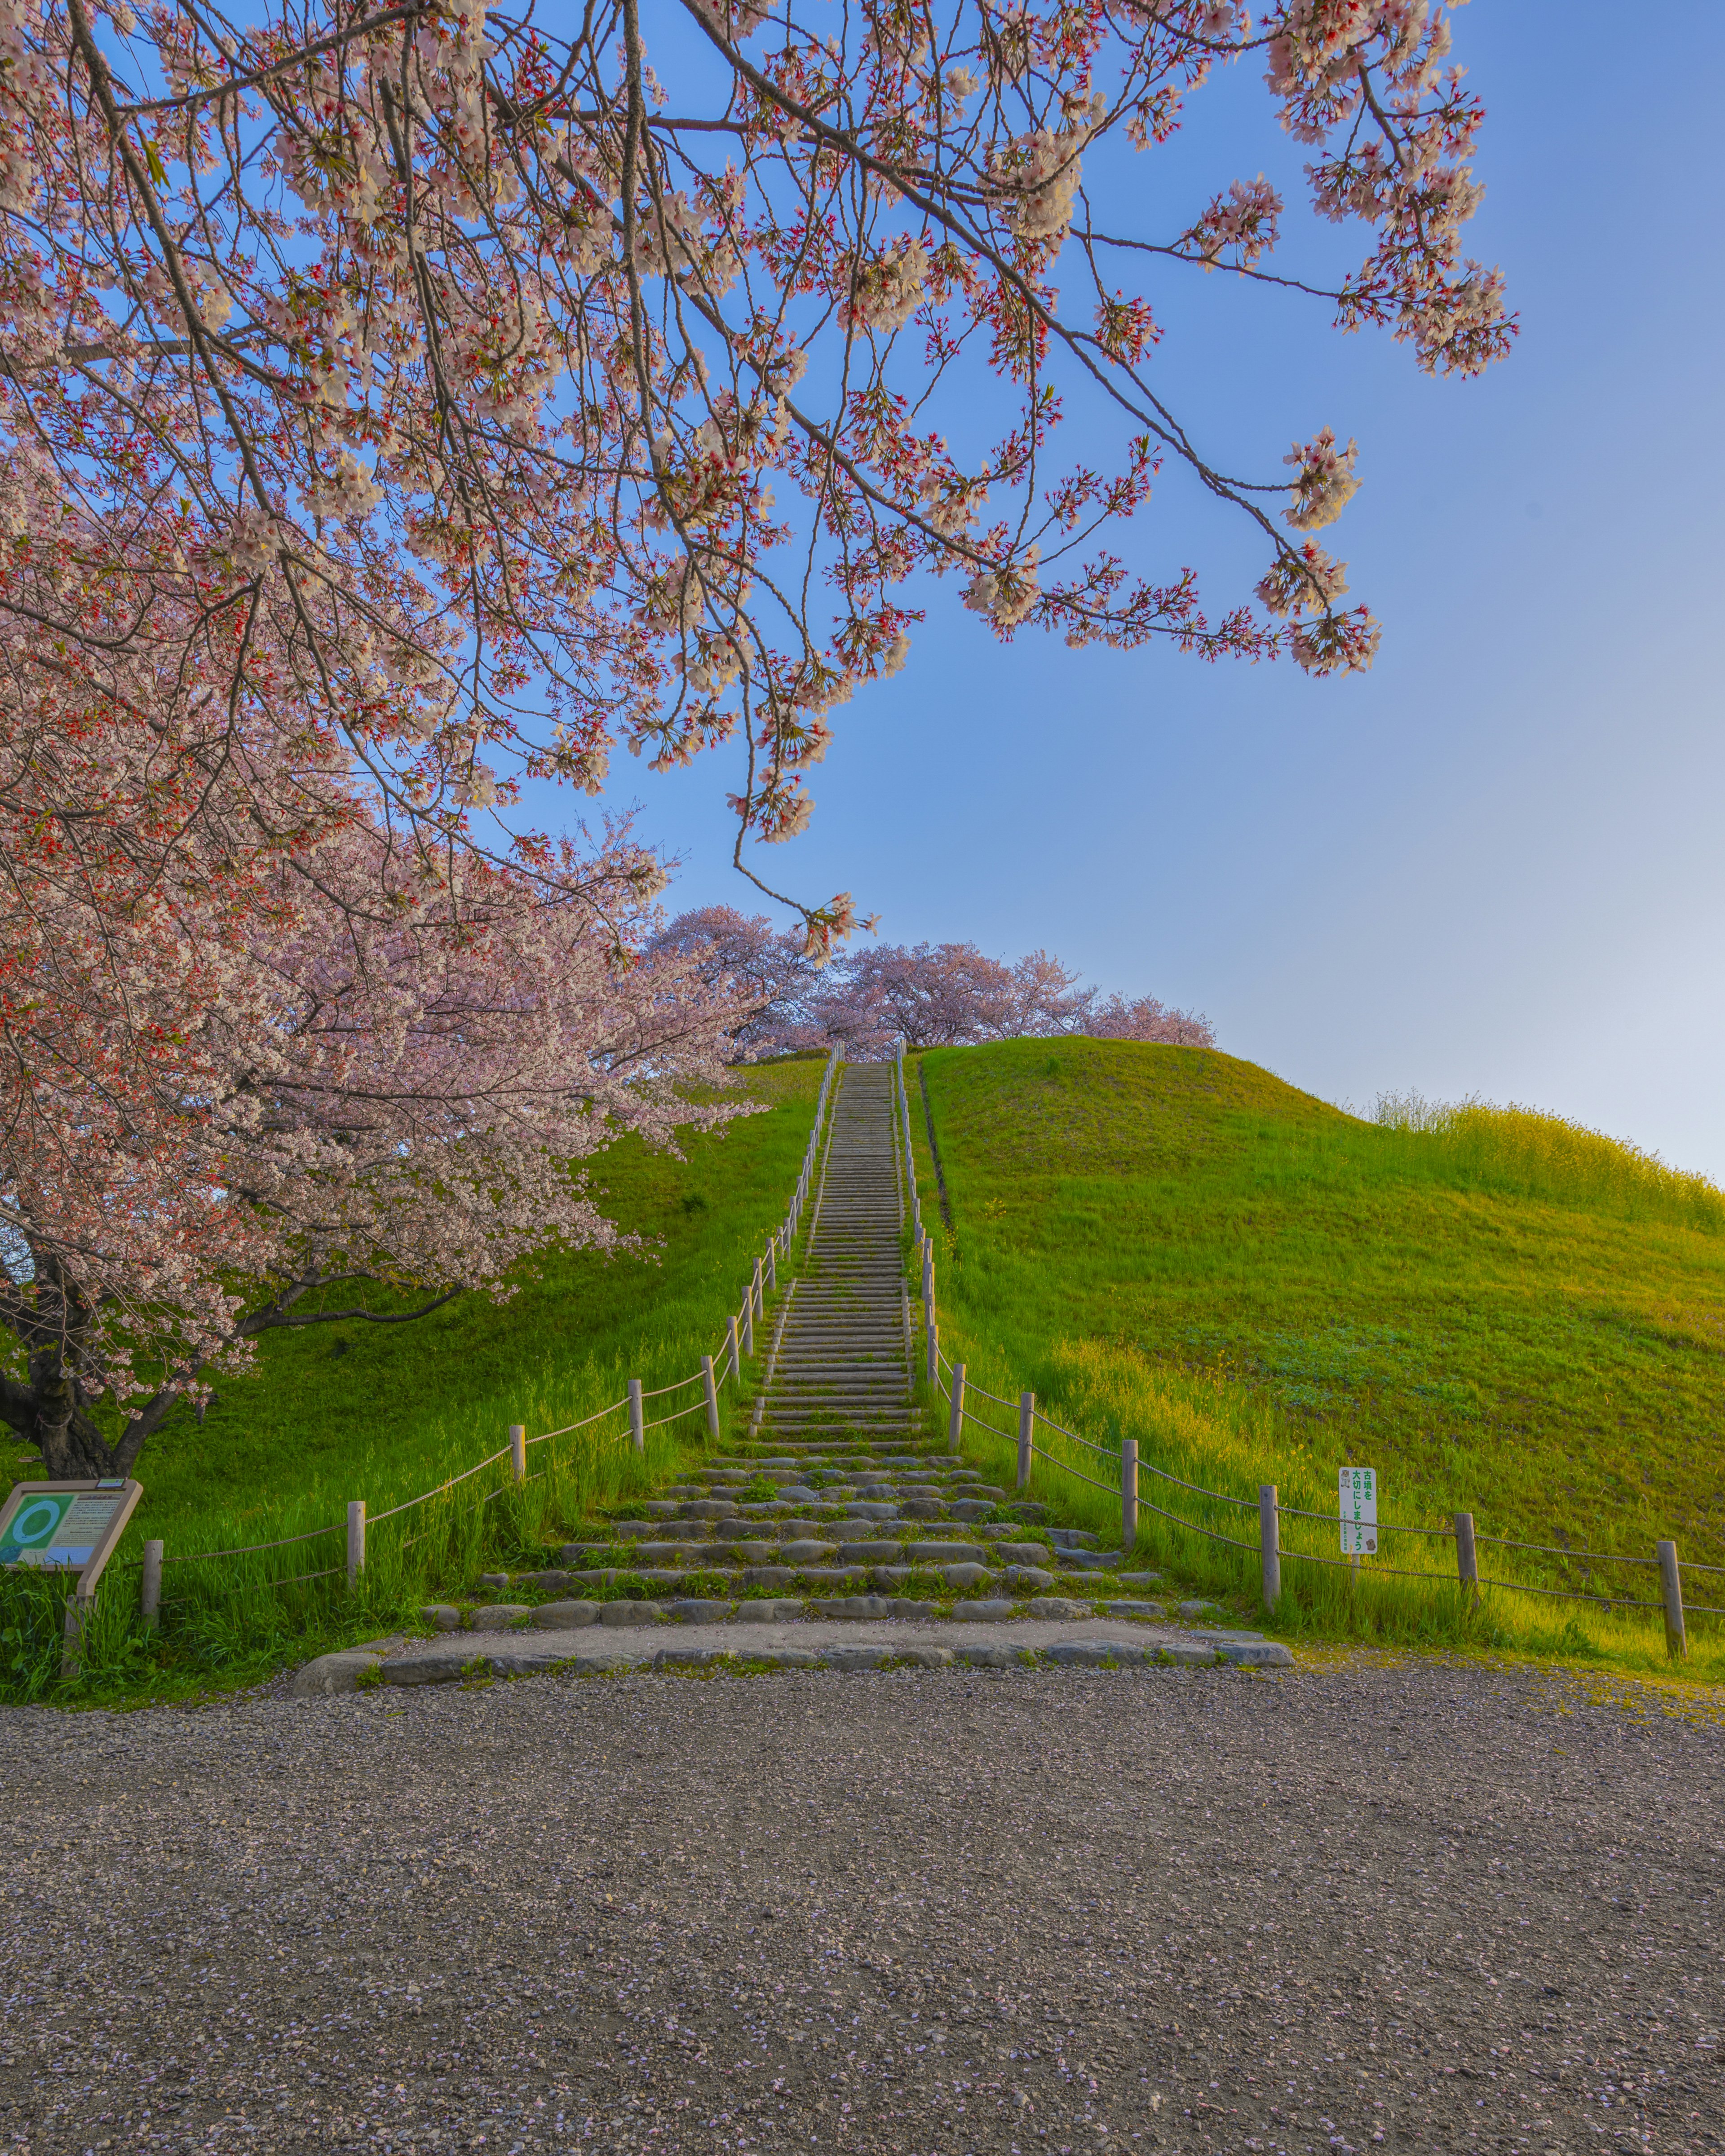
(1, 732, 748, 1475)
(655, 912, 1215, 1055)
(0, 0, 1508, 937)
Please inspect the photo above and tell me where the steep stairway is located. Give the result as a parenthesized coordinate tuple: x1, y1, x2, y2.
(749, 1060, 913, 1450)
(319, 1052, 1294, 1690)
(555, 1062, 1123, 1592)
(388, 1062, 1294, 1674)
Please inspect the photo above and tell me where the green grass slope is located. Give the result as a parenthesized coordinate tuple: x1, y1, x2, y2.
(0, 1059, 823, 1701)
(911, 1038, 1725, 1666)
(105, 1056, 822, 1552)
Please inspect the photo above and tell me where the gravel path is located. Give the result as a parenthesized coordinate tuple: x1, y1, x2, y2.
(1, 1655, 1720, 2156)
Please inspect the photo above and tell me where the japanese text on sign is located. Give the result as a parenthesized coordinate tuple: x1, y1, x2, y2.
(1340, 1467, 1378, 1556)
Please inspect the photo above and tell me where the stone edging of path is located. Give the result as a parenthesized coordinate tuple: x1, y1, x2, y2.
(291, 1616, 1294, 1696)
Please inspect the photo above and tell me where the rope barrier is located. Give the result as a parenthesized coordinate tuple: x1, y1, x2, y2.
(161, 1520, 342, 1564)
(526, 1398, 631, 1446)
(1475, 1573, 1665, 1612)
(644, 1398, 709, 1431)
(639, 1371, 704, 1401)
(1028, 1442, 1119, 1499)
(368, 1444, 516, 1522)
(1029, 1405, 1117, 1460)
(1471, 1529, 1663, 1567)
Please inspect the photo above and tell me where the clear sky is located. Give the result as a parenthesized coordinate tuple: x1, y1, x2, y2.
(579, 3, 1725, 1175)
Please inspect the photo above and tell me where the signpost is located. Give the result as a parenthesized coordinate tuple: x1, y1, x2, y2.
(0, 1478, 145, 1674)
(1339, 1467, 1379, 1557)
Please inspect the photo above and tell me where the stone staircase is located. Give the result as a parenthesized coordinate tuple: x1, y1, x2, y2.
(365, 1060, 1294, 1681)
(541, 1063, 1160, 1601)
(748, 1061, 913, 1449)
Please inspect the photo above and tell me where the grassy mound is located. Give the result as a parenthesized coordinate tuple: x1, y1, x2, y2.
(0, 1059, 824, 1701)
(910, 1038, 1725, 1672)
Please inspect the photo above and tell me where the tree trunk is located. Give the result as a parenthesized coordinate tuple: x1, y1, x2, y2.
(31, 1374, 125, 1479)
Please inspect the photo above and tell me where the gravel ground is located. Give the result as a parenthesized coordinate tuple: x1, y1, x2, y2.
(1, 1655, 1720, 2156)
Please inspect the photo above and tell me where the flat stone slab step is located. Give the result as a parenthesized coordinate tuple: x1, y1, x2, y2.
(292, 1617, 1291, 1693)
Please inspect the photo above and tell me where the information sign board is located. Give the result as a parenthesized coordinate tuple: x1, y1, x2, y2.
(1339, 1467, 1378, 1556)
(0, 1479, 143, 1595)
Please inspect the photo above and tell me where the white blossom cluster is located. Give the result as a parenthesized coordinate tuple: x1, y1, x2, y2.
(996, 116, 1101, 244)
(1256, 540, 1349, 619)
(963, 544, 1040, 628)
(917, 470, 986, 539)
(1283, 427, 1360, 530)
(843, 239, 931, 334)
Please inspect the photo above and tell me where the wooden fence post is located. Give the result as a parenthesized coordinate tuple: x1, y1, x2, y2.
(1454, 1511, 1479, 1601)
(346, 1500, 366, 1586)
(742, 1294, 755, 1358)
(1017, 1392, 1035, 1491)
(727, 1313, 740, 1380)
(1658, 1539, 1686, 1659)
(140, 1539, 164, 1629)
(61, 1593, 90, 1679)
(1121, 1438, 1138, 1551)
(1259, 1486, 1281, 1614)
(926, 1319, 938, 1391)
(509, 1423, 527, 1483)
(767, 1242, 778, 1291)
(628, 1378, 645, 1454)
(752, 1257, 764, 1321)
(702, 1354, 720, 1441)
(948, 1362, 966, 1454)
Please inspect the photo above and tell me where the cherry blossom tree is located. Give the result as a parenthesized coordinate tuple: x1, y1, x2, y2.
(0, 0, 1510, 944)
(1, 767, 749, 1477)
(698, 925, 1213, 1056)
(649, 903, 816, 1053)
(1083, 991, 1215, 1045)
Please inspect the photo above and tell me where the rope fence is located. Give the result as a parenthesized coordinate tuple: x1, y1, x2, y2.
(125, 1049, 842, 1623)
(895, 1039, 1712, 1663)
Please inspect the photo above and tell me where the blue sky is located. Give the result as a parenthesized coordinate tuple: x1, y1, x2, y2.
(581, 3, 1725, 1175)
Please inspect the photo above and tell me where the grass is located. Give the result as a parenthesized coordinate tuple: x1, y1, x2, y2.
(0, 1057, 826, 1705)
(906, 1037, 1725, 1682)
